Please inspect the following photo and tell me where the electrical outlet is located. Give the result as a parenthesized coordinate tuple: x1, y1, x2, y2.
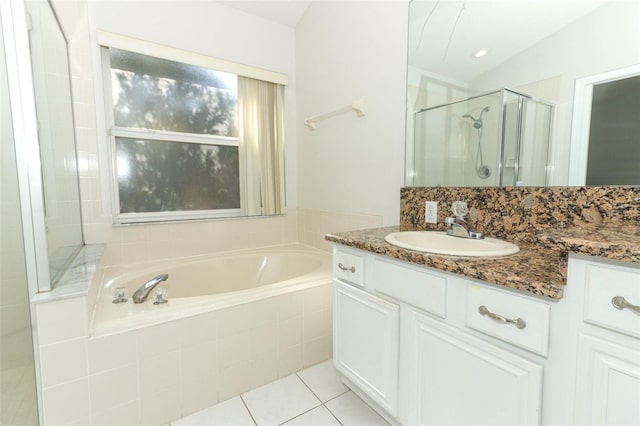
(425, 201, 438, 224)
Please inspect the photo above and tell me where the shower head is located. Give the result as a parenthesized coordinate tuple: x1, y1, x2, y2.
(463, 106, 491, 129)
(463, 113, 483, 129)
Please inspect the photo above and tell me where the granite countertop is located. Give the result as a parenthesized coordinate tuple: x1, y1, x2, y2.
(534, 223, 640, 264)
(325, 222, 640, 300)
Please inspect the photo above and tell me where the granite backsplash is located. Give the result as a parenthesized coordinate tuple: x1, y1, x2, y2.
(400, 186, 640, 243)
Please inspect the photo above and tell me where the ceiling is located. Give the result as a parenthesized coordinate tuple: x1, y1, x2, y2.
(219, 0, 313, 27)
(409, 0, 610, 82)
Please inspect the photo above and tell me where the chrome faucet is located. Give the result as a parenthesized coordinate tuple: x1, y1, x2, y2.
(445, 217, 484, 239)
(446, 201, 484, 240)
(133, 274, 168, 304)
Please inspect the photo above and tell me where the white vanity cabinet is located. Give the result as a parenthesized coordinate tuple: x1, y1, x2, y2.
(332, 244, 640, 425)
(333, 251, 400, 416)
(408, 311, 542, 426)
(570, 257, 640, 425)
(332, 246, 547, 425)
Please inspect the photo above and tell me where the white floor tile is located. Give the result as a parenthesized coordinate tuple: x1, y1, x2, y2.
(282, 406, 341, 426)
(297, 360, 348, 402)
(325, 391, 390, 426)
(242, 374, 321, 425)
(171, 396, 254, 426)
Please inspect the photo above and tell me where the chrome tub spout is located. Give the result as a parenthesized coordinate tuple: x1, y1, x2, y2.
(132, 274, 168, 304)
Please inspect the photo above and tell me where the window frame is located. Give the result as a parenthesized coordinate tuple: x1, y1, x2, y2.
(110, 128, 242, 223)
(103, 48, 242, 223)
(98, 33, 288, 224)
(101, 44, 246, 224)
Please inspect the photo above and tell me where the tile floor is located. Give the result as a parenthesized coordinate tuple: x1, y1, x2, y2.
(172, 360, 390, 426)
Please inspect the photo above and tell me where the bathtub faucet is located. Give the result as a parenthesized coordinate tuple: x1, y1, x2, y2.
(133, 274, 169, 304)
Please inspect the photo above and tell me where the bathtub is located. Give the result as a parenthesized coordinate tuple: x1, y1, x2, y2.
(90, 244, 332, 337)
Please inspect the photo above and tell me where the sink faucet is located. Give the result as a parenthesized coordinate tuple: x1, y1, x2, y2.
(446, 201, 484, 240)
(445, 217, 484, 239)
(133, 274, 168, 304)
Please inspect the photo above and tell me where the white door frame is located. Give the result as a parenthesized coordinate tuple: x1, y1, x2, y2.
(568, 64, 640, 185)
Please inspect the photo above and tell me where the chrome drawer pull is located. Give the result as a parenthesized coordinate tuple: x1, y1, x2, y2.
(478, 305, 526, 329)
(338, 263, 355, 273)
(611, 296, 640, 313)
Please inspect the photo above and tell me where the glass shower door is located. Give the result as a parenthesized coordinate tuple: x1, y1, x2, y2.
(500, 90, 553, 186)
(1, 18, 39, 426)
(414, 104, 469, 186)
(518, 98, 552, 186)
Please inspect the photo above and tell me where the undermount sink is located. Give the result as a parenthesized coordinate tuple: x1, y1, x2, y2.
(384, 231, 520, 257)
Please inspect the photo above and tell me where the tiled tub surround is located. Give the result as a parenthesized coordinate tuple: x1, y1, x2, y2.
(34, 279, 333, 425)
(30, 207, 383, 425)
(326, 186, 640, 299)
(90, 244, 332, 336)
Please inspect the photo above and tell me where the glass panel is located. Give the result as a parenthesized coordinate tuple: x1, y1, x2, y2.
(1, 18, 39, 426)
(110, 48, 238, 136)
(116, 137, 240, 213)
(519, 99, 552, 186)
(413, 105, 464, 186)
(26, 0, 83, 282)
(412, 91, 501, 187)
(501, 91, 521, 186)
(462, 93, 501, 186)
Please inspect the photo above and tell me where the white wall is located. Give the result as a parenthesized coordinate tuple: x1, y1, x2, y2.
(295, 1, 409, 226)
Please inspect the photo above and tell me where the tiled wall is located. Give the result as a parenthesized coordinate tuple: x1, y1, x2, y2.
(400, 186, 640, 241)
(35, 282, 332, 425)
(98, 207, 382, 267)
(101, 211, 299, 267)
(298, 209, 383, 252)
(63, 0, 105, 245)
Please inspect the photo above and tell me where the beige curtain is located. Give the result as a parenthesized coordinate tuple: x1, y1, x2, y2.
(237, 77, 286, 216)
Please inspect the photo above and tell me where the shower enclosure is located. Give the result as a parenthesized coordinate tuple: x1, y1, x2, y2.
(412, 88, 553, 187)
(1, 15, 38, 425)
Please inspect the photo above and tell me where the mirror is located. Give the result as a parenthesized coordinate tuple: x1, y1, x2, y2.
(25, 0, 83, 283)
(407, 0, 640, 187)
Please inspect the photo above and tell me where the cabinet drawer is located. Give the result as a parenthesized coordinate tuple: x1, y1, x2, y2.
(370, 258, 446, 318)
(584, 263, 640, 339)
(333, 248, 365, 287)
(465, 283, 550, 356)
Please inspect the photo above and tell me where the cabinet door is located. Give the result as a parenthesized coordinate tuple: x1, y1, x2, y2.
(575, 335, 640, 425)
(411, 311, 542, 426)
(333, 280, 399, 416)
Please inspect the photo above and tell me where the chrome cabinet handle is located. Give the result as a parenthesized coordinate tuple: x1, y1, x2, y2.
(338, 263, 355, 273)
(611, 296, 640, 313)
(478, 305, 526, 329)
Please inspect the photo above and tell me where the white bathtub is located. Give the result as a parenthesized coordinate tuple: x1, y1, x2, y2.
(90, 244, 332, 337)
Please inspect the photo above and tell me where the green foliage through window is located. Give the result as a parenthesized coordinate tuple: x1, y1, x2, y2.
(107, 48, 241, 216)
(116, 138, 239, 213)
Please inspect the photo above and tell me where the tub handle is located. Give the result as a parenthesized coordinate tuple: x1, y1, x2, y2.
(338, 263, 356, 273)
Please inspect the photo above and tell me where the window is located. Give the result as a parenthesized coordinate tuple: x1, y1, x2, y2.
(101, 36, 286, 223)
